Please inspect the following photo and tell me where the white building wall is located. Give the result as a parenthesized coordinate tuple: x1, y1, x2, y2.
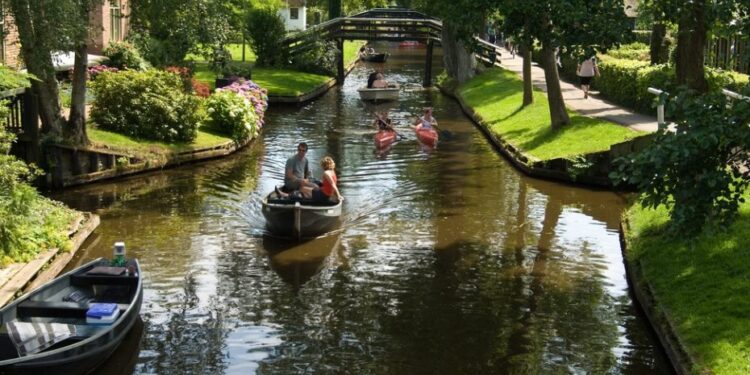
(279, 7, 307, 31)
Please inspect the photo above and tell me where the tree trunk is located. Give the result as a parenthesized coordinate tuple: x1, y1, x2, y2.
(9, 0, 65, 138)
(675, 1, 708, 92)
(66, 42, 89, 146)
(521, 44, 533, 106)
(649, 22, 666, 65)
(540, 45, 569, 128)
(441, 22, 476, 85)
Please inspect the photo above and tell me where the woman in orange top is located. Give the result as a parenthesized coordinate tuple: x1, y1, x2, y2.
(301, 156, 343, 202)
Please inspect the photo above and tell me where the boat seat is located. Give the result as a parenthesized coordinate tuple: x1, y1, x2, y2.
(16, 301, 128, 319)
(266, 198, 339, 207)
(70, 274, 138, 287)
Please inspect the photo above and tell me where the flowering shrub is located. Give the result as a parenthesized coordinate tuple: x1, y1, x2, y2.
(203, 79, 268, 143)
(191, 79, 211, 98)
(219, 79, 267, 128)
(90, 70, 201, 142)
(164, 65, 191, 79)
(87, 65, 119, 80)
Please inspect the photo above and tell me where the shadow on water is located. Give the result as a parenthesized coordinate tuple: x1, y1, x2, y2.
(91, 317, 144, 375)
(262, 233, 343, 290)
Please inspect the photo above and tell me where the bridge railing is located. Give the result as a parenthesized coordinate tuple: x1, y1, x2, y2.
(350, 8, 435, 20)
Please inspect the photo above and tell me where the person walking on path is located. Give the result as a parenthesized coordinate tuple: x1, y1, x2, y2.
(577, 54, 599, 99)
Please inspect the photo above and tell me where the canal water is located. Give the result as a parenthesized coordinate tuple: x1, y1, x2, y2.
(53, 44, 672, 374)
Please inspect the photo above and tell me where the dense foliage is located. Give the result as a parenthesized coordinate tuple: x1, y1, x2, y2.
(289, 38, 338, 76)
(0, 66, 31, 92)
(203, 79, 267, 144)
(0, 103, 74, 264)
(103, 42, 147, 70)
(245, 8, 287, 66)
(90, 70, 202, 142)
(612, 88, 750, 235)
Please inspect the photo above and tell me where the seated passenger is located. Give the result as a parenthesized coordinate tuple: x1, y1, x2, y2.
(358, 46, 368, 60)
(274, 142, 317, 199)
(300, 156, 343, 203)
(372, 73, 389, 88)
(373, 111, 394, 131)
(367, 71, 379, 88)
(414, 107, 438, 130)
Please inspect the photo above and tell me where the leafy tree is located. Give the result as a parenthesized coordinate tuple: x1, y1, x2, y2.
(129, 0, 240, 66)
(245, 7, 287, 66)
(612, 87, 750, 235)
(5, 0, 99, 145)
(500, 0, 630, 128)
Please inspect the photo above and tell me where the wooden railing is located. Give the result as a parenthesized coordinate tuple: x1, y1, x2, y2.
(0, 87, 30, 135)
(282, 9, 502, 67)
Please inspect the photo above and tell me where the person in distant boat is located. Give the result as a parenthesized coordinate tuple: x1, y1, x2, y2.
(373, 111, 394, 132)
(297, 156, 342, 202)
(372, 72, 389, 88)
(366, 46, 376, 55)
(414, 107, 438, 130)
(358, 46, 369, 60)
(367, 70, 379, 88)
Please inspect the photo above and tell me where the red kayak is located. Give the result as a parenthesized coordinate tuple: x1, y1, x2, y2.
(415, 126, 438, 146)
(374, 130, 397, 148)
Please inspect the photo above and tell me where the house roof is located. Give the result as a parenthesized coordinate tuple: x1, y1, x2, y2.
(285, 0, 305, 7)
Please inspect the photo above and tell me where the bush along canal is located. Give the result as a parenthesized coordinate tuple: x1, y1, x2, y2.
(53, 44, 674, 374)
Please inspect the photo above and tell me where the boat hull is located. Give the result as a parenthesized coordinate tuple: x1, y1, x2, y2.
(374, 130, 397, 148)
(262, 193, 343, 240)
(361, 53, 389, 63)
(358, 85, 400, 101)
(0, 259, 143, 375)
(415, 126, 438, 146)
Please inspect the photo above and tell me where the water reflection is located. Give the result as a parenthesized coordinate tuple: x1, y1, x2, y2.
(49, 42, 671, 374)
(263, 233, 343, 289)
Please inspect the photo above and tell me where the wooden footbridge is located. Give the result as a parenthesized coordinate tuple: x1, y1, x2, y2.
(282, 8, 502, 87)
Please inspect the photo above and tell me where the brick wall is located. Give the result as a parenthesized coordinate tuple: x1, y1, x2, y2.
(2, 11, 21, 68)
(89, 0, 130, 55)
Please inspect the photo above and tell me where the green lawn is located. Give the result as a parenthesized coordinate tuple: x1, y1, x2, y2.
(457, 68, 643, 161)
(185, 43, 257, 62)
(189, 41, 365, 96)
(88, 127, 232, 157)
(624, 199, 750, 375)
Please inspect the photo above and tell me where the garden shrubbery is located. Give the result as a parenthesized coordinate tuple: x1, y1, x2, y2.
(203, 79, 267, 143)
(90, 70, 202, 142)
(289, 38, 338, 76)
(0, 66, 31, 92)
(103, 41, 147, 70)
(245, 8, 287, 66)
(0, 104, 75, 265)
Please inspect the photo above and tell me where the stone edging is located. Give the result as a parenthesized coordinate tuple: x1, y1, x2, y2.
(0, 212, 100, 307)
(439, 85, 653, 188)
(267, 61, 358, 104)
(619, 218, 695, 375)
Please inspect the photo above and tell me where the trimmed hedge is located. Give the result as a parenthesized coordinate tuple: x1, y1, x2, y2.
(90, 70, 202, 142)
(556, 53, 750, 113)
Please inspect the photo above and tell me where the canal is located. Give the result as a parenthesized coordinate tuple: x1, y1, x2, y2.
(53, 44, 672, 374)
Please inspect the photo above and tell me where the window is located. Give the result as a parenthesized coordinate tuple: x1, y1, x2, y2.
(110, 0, 122, 41)
(289, 8, 299, 20)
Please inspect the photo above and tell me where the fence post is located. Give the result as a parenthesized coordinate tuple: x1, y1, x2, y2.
(647, 87, 668, 126)
(21, 87, 40, 165)
(423, 39, 434, 87)
(336, 38, 345, 83)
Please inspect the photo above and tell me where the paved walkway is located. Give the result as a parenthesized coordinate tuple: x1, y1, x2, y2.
(497, 48, 658, 132)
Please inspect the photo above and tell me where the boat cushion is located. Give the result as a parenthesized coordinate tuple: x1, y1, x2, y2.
(5, 321, 77, 356)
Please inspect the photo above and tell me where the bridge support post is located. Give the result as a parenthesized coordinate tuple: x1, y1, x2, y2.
(336, 38, 345, 83)
(423, 40, 434, 87)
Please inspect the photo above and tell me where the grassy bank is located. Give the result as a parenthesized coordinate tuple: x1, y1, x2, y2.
(88, 127, 232, 158)
(457, 68, 642, 161)
(190, 41, 365, 95)
(624, 201, 750, 374)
